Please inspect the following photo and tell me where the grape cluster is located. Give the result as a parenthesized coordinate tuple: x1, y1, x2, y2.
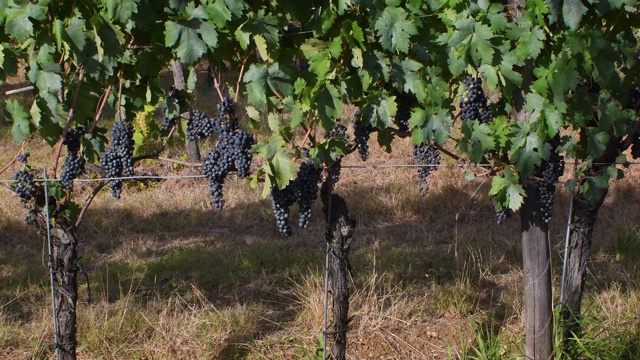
(13, 169, 39, 202)
(17, 152, 30, 164)
(60, 154, 85, 189)
(395, 92, 416, 132)
(60, 126, 86, 190)
(162, 87, 186, 131)
(201, 98, 256, 210)
(296, 160, 323, 228)
(12, 169, 41, 224)
(217, 97, 235, 117)
(271, 184, 297, 236)
(413, 143, 441, 196)
(187, 110, 217, 141)
(63, 127, 86, 153)
(269, 157, 323, 236)
(100, 121, 135, 199)
(326, 122, 349, 141)
(495, 207, 513, 225)
(353, 108, 374, 161)
(460, 76, 494, 124)
(535, 142, 565, 224)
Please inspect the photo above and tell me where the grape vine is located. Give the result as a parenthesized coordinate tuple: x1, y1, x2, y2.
(413, 143, 441, 196)
(187, 110, 218, 141)
(495, 206, 513, 225)
(535, 139, 565, 224)
(201, 98, 256, 210)
(353, 108, 374, 161)
(60, 127, 86, 190)
(394, 91, 416, 132)
(269, 155, 323, 236)
(270, 183, 297, 237)
(100, 121, 135, 199)
(460, 76, 493, 124)
(11, 168, 42, 225)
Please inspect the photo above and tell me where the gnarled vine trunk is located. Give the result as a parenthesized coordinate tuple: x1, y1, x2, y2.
(560, 138, 618, 348)
(53, 225, 79, 360)
(321, 178, 355, 360)
(560, 190, 606, 344)
(37, 216, 79, 360)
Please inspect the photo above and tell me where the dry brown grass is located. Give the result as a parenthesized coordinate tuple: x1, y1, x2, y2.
(2, 118, 640, 359)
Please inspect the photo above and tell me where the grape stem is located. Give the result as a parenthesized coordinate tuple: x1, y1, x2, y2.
(116, 72, 124, 122)
(157, 156, 203, 167)
(52, 67, 85, 179)
(604, 10, 624, 40)
(75, 181, 107, 228)
(299, 123, 314, 150)
(210, 65, 225, 102)
(235, 52, 250, 104)
(0, 142, 29, 177)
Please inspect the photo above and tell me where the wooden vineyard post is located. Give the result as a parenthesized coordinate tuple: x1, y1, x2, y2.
(520, 184, 553, 359)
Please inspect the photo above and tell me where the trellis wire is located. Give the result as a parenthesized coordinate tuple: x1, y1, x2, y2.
(2, 160, 639, 184)
(43, 169, 61, 360)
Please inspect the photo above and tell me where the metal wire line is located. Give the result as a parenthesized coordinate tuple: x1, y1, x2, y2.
(2, 160, 639, 184)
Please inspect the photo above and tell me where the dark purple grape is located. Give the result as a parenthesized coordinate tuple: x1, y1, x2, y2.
(413, 143, 441, 195)
(460, 76, 493, 124)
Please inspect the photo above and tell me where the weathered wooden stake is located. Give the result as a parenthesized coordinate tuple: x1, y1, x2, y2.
(521, 183, 553, 360)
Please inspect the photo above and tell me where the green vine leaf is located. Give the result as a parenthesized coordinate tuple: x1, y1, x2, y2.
(469, 23, 495, 66)
(4, 1, 46, 43)
(562, 0, 588, 30)
(510, 24, 545, 61)
(207, 0, 232, 28)
(4, 100, 34, 143)
(457, 120, 495, 164)
(410, 108, 452, 147)
(252, 135, 297, 197)
(509, 123, 547, 174)
(244, 63, 268, 111)
(165, 19, 218, 65)
(489, 167, 525, 212)
(374, 7, 418, 54)
(316, 84, 342, 131)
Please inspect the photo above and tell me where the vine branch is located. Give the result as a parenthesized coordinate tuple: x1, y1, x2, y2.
(235, 52, 250, 104)
(52, 67, 85, 178)
(75, 181, 107, 228)
(89, 72, 118, 134)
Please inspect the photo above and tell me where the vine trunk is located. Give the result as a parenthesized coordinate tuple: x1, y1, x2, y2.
(321, 178, 355, 360)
